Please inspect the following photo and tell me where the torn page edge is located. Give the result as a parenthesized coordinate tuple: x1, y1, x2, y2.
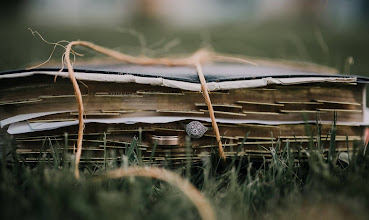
(7, 116, 367, 135)
(1, 110, 72, 128)
(0, 71, 357, 92)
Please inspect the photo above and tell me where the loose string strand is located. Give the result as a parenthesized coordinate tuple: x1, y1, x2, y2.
(94, 167, 216, 220)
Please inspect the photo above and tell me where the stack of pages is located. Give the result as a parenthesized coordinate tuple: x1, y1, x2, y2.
(1, 63, 367, 164)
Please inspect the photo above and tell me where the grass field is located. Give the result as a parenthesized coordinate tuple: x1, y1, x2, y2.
(1, 119, 369, 220)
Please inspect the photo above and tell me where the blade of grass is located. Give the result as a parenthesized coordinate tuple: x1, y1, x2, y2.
(126, 137, 138, 163)
(185, 136, 192, 180)
(103, 132, 107, 170)
(149, 140, 158, 164)
(328, 112, 337, 163)
(48, 137, 60, 168)
(230, 132, 250, 168)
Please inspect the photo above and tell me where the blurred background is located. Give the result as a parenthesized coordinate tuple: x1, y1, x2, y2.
(0, 0, 368, 75)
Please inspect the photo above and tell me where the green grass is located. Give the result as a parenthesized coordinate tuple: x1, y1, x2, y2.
(1, 121, 369, 220)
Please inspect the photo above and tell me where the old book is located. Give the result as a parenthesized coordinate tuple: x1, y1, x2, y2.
(1, 63, 368, 164)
